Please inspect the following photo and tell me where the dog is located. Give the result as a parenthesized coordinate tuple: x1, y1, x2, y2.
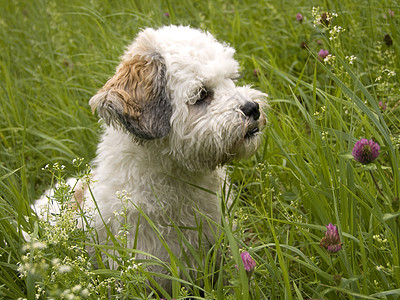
(35, 25, 267, 292)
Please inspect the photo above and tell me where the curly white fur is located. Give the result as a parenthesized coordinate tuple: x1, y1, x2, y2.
(35, 25, 267, 292)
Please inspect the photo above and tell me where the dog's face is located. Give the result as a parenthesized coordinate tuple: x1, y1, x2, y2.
(90, 25, 267, 170)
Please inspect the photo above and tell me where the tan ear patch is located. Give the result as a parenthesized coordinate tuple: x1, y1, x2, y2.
(89, 53, 172, 140)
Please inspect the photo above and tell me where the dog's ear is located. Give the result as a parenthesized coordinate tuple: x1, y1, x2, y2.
(89, 53, 171, 140)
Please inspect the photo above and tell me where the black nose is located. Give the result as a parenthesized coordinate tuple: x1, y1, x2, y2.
(240, 101, 260, 120)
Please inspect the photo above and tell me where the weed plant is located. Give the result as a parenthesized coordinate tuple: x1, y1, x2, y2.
(0, 0, 399, 299)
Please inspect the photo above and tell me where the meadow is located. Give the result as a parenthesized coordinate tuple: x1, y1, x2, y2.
(0, 0, 399, 299)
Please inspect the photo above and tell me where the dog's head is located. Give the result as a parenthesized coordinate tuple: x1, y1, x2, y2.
(90, 25, 267, 170)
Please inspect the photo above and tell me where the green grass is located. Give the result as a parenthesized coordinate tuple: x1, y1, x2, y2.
(1, 0, 400, 299)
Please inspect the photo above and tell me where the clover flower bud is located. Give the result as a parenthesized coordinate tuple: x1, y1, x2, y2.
(320, 223, 342, 253)
(318, 49, 329, 60)
(352, 139, 380, 164)
(236, 251, 256, 273)
(379, 101, 387, 110)
(296, 13, 304, 23)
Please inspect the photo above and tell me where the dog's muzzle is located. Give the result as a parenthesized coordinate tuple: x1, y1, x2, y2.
(239, 101, 262, 139)
(240, 101, 260, 120)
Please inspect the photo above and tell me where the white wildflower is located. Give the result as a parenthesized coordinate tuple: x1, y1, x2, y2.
(324, 54, 336, 65)
(376, 265, 384, 271)
(58, 265, 72, 273)
(72, 284, 82, 293)
(346, 55, 357, 65)
(329, 25, 345, 40)
(81, 288, 90, 297)
(32, 241, 47, 250)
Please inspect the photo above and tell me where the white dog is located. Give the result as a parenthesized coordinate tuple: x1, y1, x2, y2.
(36, 25, 267, 291)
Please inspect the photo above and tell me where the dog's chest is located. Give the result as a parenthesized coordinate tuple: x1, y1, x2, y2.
(138, 172, 221, 223)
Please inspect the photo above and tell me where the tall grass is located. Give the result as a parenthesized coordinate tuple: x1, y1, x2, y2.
(1, 0, 399, 299)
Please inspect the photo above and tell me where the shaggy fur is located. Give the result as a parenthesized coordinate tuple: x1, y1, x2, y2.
(35, 25, 267, 292)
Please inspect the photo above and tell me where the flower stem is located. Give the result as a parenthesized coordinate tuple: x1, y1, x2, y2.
(369, 170, 383, 195)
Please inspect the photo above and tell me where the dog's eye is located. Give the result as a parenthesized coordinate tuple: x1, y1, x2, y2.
(195, 88, 212, 105)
